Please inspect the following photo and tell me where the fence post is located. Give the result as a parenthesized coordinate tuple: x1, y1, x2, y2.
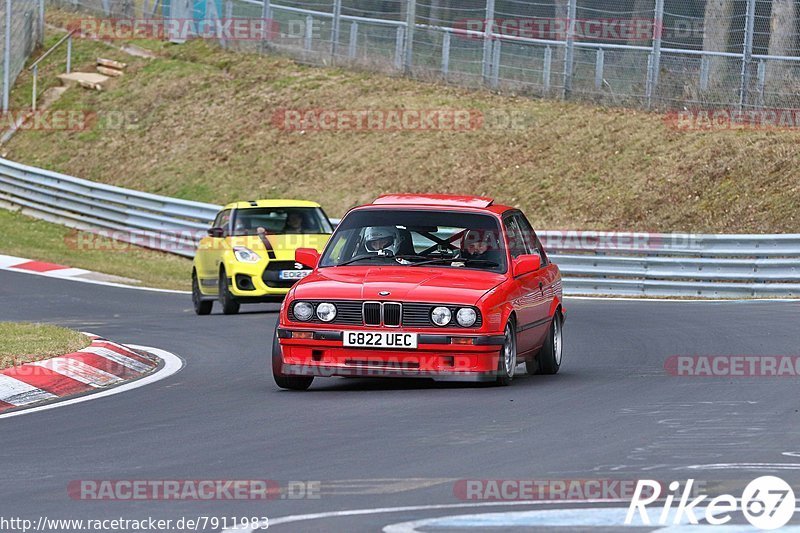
(260, 0, 271, 53)
(101, 0, 110, 15)
(32, 65, 37, 111)
(304, 15, 313, 51)
(491, 38, 501, 88)
(38, 0, 45, 47)
(395, 26, 405, 70)
(2, 0, 10, 114)
(482, 0, 495, 84)
(403, 0, 415, 73)
(756, 59, 766, 108)
(699, 55, 709, 91)
(331, 0, 342, 58)
(66, 34, 72, 74)
(594, 48, 604, 90)
(647, 0, 664, 108)
(223, 0, 233, 48)
(562, 0, 577, 98)
(441, 31, 450, 77)
(738, 0, 756, 109)
(543, 46, 552, 93)
(348, 21, 358, 59)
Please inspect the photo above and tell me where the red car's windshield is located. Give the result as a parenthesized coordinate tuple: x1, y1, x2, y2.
(319, 209, 507, 272)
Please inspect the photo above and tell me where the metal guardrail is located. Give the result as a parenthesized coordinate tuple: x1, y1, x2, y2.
(1, 156, 799, 298)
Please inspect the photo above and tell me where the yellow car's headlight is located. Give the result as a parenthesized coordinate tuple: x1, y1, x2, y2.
(233, 246, 261, 263)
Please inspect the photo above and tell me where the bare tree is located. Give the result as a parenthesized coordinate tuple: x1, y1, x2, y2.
(702, 0, 734, 85)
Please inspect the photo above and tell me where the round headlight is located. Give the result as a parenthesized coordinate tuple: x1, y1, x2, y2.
(316, 302, 337, 322)
(293, 302, 314, 321)
(431, 306, 452, 326)
(456, 308, 477, 327)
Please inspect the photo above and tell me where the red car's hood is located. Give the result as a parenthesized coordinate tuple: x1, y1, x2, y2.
(293, 266, 505, 305)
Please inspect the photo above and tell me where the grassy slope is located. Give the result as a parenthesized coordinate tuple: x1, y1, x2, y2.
(0, 322, 91, 369)
(2, 15, 799, 253)
(0, 210, 190, 290)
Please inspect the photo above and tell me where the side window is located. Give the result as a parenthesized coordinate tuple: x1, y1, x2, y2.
(213, 210, 231, 236)
(516, 213, 548, 265)
(503, 216, 528, 259)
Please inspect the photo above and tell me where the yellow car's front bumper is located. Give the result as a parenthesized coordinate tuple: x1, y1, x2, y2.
(224, 259, 308, 299)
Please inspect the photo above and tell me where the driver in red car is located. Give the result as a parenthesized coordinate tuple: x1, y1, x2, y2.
(364, 226, 404, 256)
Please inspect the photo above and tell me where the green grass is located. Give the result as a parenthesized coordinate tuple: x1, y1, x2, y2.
(0, 322, 91, 369)
(0, 210, 191, 290)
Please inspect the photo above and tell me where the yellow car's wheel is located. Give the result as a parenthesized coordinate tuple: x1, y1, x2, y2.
(218, 269, 240, 315)
(192, 270, 213, 316)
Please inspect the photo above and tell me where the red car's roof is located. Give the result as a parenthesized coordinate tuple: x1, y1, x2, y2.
(373, 194, 495, 209)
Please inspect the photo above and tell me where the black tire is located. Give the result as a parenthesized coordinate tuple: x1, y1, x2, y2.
(536, 312, 563, 375)
(218, 269, 240, 315)
(495, 320, 517, 386)
(272, 326, 313, 391)
(192, 271, 213, 315)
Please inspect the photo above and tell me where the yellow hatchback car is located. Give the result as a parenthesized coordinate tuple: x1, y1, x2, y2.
(192, 200, 333, 315)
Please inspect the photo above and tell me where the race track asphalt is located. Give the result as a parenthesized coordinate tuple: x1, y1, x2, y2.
(1, 269, 799, 532)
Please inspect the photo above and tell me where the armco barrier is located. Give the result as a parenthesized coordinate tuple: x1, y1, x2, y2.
(1, 156, 798, 298)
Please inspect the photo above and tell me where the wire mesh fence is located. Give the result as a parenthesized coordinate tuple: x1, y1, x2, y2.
(1, 0, 44, 112)
(18, 0, 800, 113)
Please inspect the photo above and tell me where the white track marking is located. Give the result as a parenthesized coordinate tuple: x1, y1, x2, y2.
(80, 346, 153, 373)
(0, 374, 58, 406)
(220, 499, 633, 532)
(686, 463, 800, 471)
(0, 345, 184, 420)
(29, 358, 122, 387)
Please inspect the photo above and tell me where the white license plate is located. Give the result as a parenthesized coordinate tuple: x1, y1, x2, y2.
(279, 269, 311, 280)
(343, 331, 418, 349)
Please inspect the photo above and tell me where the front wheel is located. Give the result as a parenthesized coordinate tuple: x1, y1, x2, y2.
(192, 271, 213, 315)
(218, 269, 240, 315)
(495, 321, 517, 386)
(536, 312, 563, 375)
(272, 326, 313, 391)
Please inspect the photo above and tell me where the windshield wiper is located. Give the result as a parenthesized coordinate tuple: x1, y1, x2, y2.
(408, 257, 499, 268)
(336, 255, 384, 266)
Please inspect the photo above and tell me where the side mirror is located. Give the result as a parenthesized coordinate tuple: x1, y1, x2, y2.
(513, 254, 541, 277)
(295, 248, 320, 269)
(208, 227, 224, 238)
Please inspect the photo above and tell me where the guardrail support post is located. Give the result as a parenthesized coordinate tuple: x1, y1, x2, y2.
(482, 0, 495, 84)
(403, 0, 415, 73)
(441, 31, 450, 78)
(562, 0, 577, 98)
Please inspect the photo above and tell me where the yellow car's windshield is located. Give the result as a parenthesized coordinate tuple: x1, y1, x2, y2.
(231, 207, 333, 236)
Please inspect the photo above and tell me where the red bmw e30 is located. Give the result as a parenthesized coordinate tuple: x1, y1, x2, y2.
(272, 194, 564, 390)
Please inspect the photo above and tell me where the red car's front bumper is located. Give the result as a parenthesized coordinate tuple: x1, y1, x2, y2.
(277, 328, 505, 382)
